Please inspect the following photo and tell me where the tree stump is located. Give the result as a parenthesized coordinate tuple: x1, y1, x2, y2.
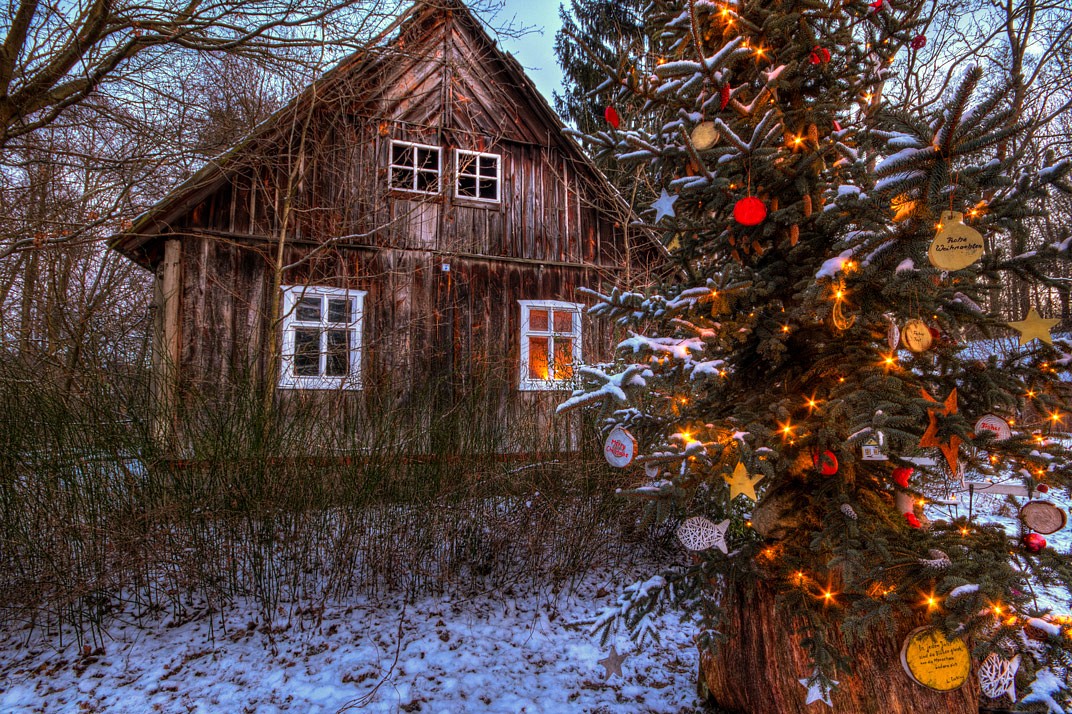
(701, 577, 980, 714)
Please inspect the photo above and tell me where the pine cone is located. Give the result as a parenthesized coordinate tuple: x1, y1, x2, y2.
(920, 549, 951, 570)
(840, 503, 858, 520)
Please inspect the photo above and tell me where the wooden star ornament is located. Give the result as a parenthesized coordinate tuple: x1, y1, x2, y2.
(725, 462, 763, 501)
(920, 388, 961, 475)
(1007, 307, 1059, 346)
(598, 646, 627, 680)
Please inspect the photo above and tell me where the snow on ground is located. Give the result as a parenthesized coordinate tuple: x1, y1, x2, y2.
(0, 563, 707, 714)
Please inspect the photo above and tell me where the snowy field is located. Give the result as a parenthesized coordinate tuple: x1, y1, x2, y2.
(0, 562, 707, 714)
(1, 488, 1068, 713)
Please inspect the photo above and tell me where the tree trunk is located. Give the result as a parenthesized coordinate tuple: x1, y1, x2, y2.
(701, 577, 980, 714)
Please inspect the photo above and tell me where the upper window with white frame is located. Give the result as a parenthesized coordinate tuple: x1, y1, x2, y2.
(279, 286, 366, 390)
(455, 149, 500, 202)
(390, 141, 440, 194)
(519, 300, 582, 391)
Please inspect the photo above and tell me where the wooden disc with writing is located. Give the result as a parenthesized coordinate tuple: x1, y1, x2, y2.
(929, 211, 984, 271)
(902, 319, 933, 352)
(1020, 500, 1067, 535)
(691, 121, 720, 150)
(900, 627, 971, 692)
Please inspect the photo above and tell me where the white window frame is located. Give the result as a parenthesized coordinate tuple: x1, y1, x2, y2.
(455, 149, 501, 203)
(518, 300, 583, 391)
(389, 140, 441, 195)
(279, 285, 366, 390)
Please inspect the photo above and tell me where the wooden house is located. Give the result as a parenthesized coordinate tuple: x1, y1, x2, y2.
(110, 0, 668, 453)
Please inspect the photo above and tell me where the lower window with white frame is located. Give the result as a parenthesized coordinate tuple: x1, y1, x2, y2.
(518, 300, 583, 391)
(279, 285, 366, 390)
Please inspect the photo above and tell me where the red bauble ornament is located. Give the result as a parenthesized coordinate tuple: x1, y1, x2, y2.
(892, 466, 914, 489)
(929, 326, 941, 343)
(1038, 484, 1050, 494)
(904, 512, 922, 528)
(813, 450, 839, 476)
(911, 35, 927, 49)
(734, 196, 767, 226)
(869, 0, 884, 8)
(809, 51, 821, 65)
(1023, 533, 1046, 553)
(720, 83, 732, 110)
(604, 106, 620, 129)
(832, 120, 842, 132)
(820, 47, 831, 63)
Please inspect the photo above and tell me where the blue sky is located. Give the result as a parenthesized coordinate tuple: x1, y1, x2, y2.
(486, 0, 567, 106)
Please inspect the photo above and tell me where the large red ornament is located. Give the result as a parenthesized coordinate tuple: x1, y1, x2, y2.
(911, 35, 927, 49)
(1038, 484, 1050, 494)
(734, 196, 767, 226)
(892, 466, 914, 489)
(813, 450, 839, 476)
(1022, 533, 1046, 553)
(604, 106, 620, 129)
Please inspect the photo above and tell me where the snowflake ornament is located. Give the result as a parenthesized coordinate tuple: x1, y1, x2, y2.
(979, 653, 1020, 701)
(676, 516, 729, 553)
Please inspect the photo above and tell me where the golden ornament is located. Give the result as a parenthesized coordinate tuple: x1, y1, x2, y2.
(1007, 307, 1059, 346)
(725, 462, 763, 501)
(928, 211, 984, 270)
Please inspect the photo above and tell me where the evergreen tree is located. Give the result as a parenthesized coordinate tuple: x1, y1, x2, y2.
(561, 0, 1072, 710)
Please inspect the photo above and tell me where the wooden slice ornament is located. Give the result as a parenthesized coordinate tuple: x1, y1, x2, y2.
(691, 121, 720, 150)
(928, 211, 984, 270)
(901, 319, 933, 352)
(603, 426, 636, 468)
(900, 627, 971, 691)
(1020, 500, 1067, 535)
(974, 414, 1011, 442)
(886, 318, 901, 351)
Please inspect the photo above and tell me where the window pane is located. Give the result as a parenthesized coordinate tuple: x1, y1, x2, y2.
(416, 147, 438, 170)
(528, 309, 548, 332)
(458, 153, 477, 177)
(528, 337, 549, 380)
(296, 297, 321, 322)
(479, 156, 498, 177)
(325, 329, 350, 377)
(553, 338, 574, 380)
(390, 166, 413, 190)
(327, 298, 350, 323)
(294, 328, 320, 376)
(553, 310, 574, 334)
(458, 174, 477, 197)
(416, 169, 438, 192)
(478, 178, 496, 200)
(391, 144, 412, 166)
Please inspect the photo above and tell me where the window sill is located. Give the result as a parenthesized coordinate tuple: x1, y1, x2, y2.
(518, 380, 574, 392)
(279, 377, 363, 391)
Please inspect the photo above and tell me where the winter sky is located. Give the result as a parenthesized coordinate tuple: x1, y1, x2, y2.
(494, 0, 567, 106)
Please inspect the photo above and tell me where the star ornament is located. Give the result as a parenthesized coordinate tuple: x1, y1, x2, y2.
(598, 646, 627, 680)
(920, 388, 962, 475)
(650, 189, 678, 223)
(725, 462, 763, 501)
(799, 675, 838, 707)
(1008, 307, 1059, 346)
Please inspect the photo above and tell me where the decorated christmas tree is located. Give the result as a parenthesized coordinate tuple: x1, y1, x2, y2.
(559, 0, 1072, 710)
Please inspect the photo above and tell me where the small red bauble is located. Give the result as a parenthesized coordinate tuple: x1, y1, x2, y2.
(892, 466, 914, 489)
(809, 51, 821, 65)
(1037, 484, 1050, 494)
(734, 196, 767, 226)
(720, 83, 732, 110)
(911, 35, 927, 49)
(1023, 533, 1046, 553)
(813, 450, 839, 476)
(604, 106, 620, 129)
(904, 512, 922, 528)
(832, 120, 842, 132)
(929, 326, 941, 343)
(820, 47, 831, 63)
